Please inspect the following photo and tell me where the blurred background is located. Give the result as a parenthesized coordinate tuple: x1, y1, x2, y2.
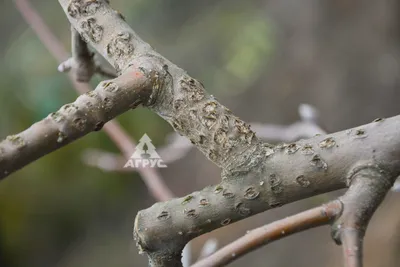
(1, 0, 400, 266)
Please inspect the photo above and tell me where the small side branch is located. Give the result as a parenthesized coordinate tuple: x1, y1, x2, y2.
(191, 200, 342, 267)
(340, 229, 363, 267)
(0, 60, 164, 180)
(58, 27, 116, 82)
(13, 0, 173, 201)
(331, 163, 397, 267)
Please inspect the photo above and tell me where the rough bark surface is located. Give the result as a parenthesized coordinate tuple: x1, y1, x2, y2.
(1, 1, 399, 266)
(0, 63, 160, 179)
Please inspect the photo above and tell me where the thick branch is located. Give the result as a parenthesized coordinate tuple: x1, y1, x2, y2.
(58, 0, 153, 74)
(13, 0, 173, 201)
(58, 0, 259, 171)
(8, 1, 400, 266)
(134, 117, 400, 265)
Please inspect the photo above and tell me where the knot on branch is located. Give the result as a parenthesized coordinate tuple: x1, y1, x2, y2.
(345, 162, 394, 188)
(130, 58, 172, 108)
(134, 210, 185, 267)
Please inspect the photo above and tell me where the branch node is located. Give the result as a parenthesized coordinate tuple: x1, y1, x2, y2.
(331, 162, 396, 267)
(60, 27, 117, 83)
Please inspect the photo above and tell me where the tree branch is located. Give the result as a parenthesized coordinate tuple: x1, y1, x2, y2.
(331, 164, 394, 267)
(5, 1, 400, 266)
(191, 200, 342, 267)
(57, 27, 95, 82)
(0, 64, 161, 180)
(134, 116, 400, 266)
(81, 109, 324, 173)
(192, 163, 396, 267)
(13, 0, 174, 202)
(58, 27, 117, 81)
(58, 0, 153, 74)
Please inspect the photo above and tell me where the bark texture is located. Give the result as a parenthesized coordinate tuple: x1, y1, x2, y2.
(0, 63, 161, 179)
(1, 1, 399, 266)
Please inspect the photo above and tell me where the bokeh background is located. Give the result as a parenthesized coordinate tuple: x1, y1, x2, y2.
(1, 0, 400, 266)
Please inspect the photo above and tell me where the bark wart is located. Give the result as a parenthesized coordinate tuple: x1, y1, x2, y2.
(0, 61, 163, 179)
(1, 0, 399, 266)
(192, 200, 343, 267)
(134, 117, 400, 265)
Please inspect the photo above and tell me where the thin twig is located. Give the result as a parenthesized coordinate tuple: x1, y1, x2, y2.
(191, 201, 342, 267)
(341, 229, 362, 267)
(58, 27, 117, 81)
(331, 164, 395, 267)
(57, 27, 96, 82)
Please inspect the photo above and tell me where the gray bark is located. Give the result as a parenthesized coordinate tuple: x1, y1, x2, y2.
(0, 1, 399, 266)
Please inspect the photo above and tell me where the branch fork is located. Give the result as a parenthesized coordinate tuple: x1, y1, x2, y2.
(4, 0, 400, 266)
(58, 27, 116, 82)
(331, 163, 396, 267)
(190, 163, 396, 267)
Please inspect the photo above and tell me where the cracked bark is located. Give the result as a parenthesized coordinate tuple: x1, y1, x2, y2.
(1, 1, 400, 266)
